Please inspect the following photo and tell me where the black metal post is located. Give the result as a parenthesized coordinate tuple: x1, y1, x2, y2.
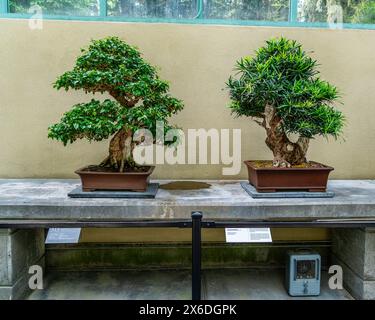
(192, 211, 202, 301)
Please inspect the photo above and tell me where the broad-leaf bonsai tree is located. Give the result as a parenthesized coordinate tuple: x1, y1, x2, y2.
(48, 36, 183, 173)
(227, 37, 344, 168)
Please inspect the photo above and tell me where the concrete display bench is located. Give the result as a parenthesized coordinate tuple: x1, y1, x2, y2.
(0, 179, 375, 299)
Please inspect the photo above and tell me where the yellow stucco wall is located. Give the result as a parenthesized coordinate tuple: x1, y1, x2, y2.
(1, 19, 375, 180)
(80, 228, 331, 243)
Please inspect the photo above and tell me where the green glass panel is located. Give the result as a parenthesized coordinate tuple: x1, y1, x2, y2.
(297, 0, 375, 25)
(9, 0, 99, 16)
(107, 0, 198, 18)
(203, 0, 290, 21)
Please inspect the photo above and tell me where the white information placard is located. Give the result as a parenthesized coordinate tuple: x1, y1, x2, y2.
(45, 228, 81, 244)
(225, 228, 272, 243)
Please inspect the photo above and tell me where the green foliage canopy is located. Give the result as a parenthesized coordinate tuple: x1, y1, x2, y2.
(227, 38, 344, 139)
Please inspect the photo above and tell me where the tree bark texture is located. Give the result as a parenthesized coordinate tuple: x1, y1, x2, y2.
(263, 105, 310, 167)
(100, 128, 134, 172)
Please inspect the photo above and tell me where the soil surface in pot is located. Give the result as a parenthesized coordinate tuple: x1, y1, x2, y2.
(82, 165, 150, 173)
(160, 181, 211, 190)
(249, 160, 327, 169)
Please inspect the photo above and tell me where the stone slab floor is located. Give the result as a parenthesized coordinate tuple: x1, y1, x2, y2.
(27, 269, 353, 300)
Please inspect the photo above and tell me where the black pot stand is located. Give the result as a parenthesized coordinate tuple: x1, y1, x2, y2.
(68, 183, 159, 199)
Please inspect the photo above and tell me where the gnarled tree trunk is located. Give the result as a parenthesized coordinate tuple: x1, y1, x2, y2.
(263, 105, 309, 167)
(100, 128, 134, 172)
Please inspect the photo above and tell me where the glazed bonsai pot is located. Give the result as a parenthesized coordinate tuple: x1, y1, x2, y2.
(75, 166, 155, 192)
(244, 160, 333, 193)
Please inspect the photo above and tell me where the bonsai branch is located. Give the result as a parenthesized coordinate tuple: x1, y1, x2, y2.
(109, 90, 140, 107)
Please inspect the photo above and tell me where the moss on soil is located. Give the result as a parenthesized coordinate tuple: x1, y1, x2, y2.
(249, 160, 324, 168)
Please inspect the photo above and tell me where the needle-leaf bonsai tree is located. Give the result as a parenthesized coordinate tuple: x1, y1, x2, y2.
(227, 37, 344, 168)
(48, 37, 183, 174)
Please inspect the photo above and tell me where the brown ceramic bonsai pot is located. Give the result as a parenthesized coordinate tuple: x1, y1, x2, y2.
(76, 166, 155, 192)
(244, 160, 333, 193)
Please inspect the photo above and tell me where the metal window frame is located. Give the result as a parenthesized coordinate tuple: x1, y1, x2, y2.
(289, 0, 298, 23)
(99, 0, 107, 17)
(0, 0, 375, 30)
(0, 0, 8, 14)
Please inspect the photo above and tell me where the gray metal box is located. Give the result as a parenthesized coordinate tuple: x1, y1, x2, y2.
(286, 251, 321, 296)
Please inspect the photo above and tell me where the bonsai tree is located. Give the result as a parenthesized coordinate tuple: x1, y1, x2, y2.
(48, 36, 183, 172)
(227, 37, 344, 167)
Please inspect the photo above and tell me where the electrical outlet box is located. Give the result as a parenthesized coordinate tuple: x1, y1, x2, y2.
(286, 250, 321, 296)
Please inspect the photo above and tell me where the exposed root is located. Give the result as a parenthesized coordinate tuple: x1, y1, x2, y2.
(272, 157, 291, 168)
(99, 156, 110, 167)
(120, 158, 125, 173)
